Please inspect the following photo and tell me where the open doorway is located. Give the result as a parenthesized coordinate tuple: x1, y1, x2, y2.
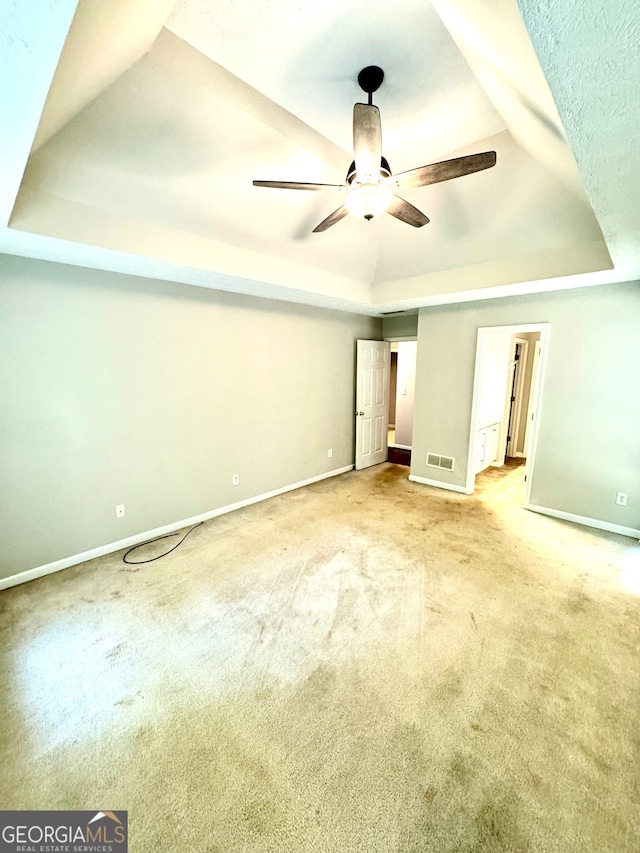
(387, 339, 417, 467)
(466, 323, 548, 504)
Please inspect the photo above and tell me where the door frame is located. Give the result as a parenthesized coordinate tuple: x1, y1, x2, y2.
(465, 322, 550, 505)
(523, 338, 542, 457)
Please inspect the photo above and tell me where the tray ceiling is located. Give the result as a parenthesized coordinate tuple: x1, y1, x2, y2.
(1, 0, 637, 315)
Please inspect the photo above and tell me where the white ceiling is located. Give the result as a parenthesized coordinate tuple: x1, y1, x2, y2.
(1, 0, 638, 315)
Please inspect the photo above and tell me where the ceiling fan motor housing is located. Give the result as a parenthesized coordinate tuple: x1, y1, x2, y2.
(357, 65, 385, 99)
(346, 156, 391, 185)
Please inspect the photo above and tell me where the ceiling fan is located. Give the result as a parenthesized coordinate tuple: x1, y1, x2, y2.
(253, 66, 497, 233)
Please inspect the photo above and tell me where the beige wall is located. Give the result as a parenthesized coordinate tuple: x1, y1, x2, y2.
(0, 255, 380, 578)
(382, 313, 418, 339)
(411, 282, 640, 529)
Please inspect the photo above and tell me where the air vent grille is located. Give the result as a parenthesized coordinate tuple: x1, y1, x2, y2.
(426, 453, 455, 471)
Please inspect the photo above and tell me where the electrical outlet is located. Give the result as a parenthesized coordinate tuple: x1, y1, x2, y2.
(328, 448, 333, 458)
(115, 504, 125, 518)
(616, 492, 628, 506)
(232, 474, 240, 486)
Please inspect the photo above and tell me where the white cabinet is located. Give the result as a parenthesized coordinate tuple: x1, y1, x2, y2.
(476, 422, 500, 473)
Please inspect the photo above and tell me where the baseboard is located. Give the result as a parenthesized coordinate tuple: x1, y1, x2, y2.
(0, 465, 354, 591)
(526, 504, 640, 539)
(409, 475, 471, 495)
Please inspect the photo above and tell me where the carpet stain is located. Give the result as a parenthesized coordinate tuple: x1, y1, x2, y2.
(565, 589, 594, 614)
(240, 794, 279, 835)
(433, 671, 464, 702)
(473, 793, 531, 852)
(106, 641, 126, 660)
(423, 786, 437, 803)
(449, 751, 472, 785)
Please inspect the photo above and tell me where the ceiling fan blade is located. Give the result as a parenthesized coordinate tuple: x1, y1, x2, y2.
(312, 205, 350, 233)
(353, 103, 382, 181)
(253, 180, 346, 192)
(389, 151, 497, 191)
(387, 195, 430, 228)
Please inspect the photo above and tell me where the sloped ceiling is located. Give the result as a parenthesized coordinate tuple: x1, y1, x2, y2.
(1, 0, 637, 315)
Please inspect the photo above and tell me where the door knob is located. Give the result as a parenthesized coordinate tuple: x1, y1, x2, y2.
(356, 411, 365, 416)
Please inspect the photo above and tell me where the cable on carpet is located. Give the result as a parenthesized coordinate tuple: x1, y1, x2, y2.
(122, 521, 204, 564)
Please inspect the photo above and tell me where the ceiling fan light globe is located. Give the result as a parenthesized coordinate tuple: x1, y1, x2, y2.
(346, 183, 393, 221)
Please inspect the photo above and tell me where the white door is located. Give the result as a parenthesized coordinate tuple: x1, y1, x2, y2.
(355, 340, 390, 470)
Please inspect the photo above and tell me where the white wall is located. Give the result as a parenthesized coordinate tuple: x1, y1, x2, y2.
(411, 282, 640, 530)
(0, 255, 380, 579)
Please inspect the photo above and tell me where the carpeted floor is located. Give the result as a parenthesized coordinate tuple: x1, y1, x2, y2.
(1, 462, 639, 852)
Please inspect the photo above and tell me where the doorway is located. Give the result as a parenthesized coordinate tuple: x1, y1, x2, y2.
(466, 323, 549, 504)
(354, 338, 417, 471)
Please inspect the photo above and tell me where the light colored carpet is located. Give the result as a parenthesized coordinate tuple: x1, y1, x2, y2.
(1, 462, 639, 852)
